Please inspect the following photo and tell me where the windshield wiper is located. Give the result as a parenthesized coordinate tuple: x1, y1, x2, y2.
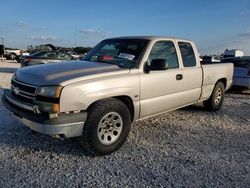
(92, 60, 126, 68)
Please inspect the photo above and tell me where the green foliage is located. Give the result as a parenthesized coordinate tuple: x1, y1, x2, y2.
(26, 44, 93, 55)
(5, 47, 20, 50)
(27, 45, 34, 52)
(73, 47, 92, 54)
(34, 45, 52, 51)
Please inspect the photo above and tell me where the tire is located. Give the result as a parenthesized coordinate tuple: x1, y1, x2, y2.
(79, 98, 132, 156)
(204, 81, 225, 111)
(9, 53, 16, 60)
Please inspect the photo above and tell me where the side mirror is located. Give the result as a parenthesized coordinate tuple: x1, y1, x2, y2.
(150, 59, 168, 71)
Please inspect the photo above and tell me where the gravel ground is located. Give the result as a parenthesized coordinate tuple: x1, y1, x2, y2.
(0, 61, 249, 187)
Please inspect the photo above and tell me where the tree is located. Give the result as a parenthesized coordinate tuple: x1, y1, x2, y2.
(73, 47, 92, 54)
(27, 45, 34, 52)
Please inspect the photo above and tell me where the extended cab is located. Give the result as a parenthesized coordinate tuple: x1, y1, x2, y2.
(2, 36, 233, 155)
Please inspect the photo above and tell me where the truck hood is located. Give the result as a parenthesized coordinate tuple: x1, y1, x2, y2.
(15, 61, 129, 86)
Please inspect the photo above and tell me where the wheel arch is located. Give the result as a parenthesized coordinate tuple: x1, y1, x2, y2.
(10, 52, 17, 56)
(86, 95, 135, 122)
(216, 78, 227, 88)
(9, 53, 17, 60)
(204, 78, 226, 111)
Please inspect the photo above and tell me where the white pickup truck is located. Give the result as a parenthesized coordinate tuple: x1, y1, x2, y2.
(2, 36, 233, 155)
(4, 49, 21, 60)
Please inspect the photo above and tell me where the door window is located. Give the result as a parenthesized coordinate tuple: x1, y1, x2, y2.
(57, 52, 72, 60)
(46, 52, 57, 59)
(178, 42, 196, 67)
(148, 41, 179, 69)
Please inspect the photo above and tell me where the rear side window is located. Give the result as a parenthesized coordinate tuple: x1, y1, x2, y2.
(178, 42, 196, 67)
(57, 52, 72, 60)
(148, 41, 179, 69)
(46, 52, 57, 59)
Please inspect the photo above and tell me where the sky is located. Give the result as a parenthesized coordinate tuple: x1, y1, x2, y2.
(0, 0, 250, 55)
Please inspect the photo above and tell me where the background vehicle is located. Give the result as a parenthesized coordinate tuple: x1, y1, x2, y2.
(20, 51, 76, 67)
(201, 55, 221, 64)
(4, 49, 21, 60)
(65, 51, 81, 59)
(2, 36, 233, 155)
(222, 56, 250, 89)
(0, 45, 4, 57)
(16, 50, 30, 62)
(224, 49, 244, 58)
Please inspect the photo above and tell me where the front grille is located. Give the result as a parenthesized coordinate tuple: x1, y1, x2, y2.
(11, 79, 36, 93)
(11, 79, 37, 104)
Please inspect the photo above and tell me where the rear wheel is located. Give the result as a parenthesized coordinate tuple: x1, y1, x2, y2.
(79, 98, 131, 156)
(204, 81, 225, 111)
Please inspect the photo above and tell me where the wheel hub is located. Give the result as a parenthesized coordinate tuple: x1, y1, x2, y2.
(97, 112, 123, 145)
(214, 88, 222, 105)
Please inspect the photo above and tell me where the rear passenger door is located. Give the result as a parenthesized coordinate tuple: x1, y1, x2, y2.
(177, 41, 202, 106)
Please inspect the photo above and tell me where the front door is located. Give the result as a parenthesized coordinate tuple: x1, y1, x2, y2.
(139, 40, 183, 118)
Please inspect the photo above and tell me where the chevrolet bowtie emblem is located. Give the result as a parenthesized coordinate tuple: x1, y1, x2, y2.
(13, 87, 20, 95)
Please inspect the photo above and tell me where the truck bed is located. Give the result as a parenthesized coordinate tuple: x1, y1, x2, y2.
(199, 63, 234, 101)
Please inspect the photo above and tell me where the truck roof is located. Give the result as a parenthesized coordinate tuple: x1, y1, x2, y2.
(107, 36, 191, 42)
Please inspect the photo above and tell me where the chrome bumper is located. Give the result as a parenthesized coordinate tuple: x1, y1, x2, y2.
(16, 116, 85, 138)
(2, 89, 87, 138)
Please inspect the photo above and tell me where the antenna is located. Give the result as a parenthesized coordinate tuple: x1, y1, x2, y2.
(74, 24, 77, 47)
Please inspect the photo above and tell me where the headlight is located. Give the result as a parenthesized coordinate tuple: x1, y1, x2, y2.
(35, 86, 62, 114)
(36, 86, 63, 98)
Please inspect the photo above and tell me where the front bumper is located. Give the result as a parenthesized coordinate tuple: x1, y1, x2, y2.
(20, 61, 29, 67)
(2, 89, 87, 138)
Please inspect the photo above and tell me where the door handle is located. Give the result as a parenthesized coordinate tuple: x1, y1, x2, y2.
(176, 74, 183, 80)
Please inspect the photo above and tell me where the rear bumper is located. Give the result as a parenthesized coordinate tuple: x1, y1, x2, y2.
(233, 77, 250, 89)
(2, 89, 87, 138)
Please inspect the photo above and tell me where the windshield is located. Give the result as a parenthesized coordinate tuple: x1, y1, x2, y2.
(31, 51, 49, 57)
(82, 39, 149, 68)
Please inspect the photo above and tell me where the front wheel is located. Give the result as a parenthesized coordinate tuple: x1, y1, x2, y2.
(9, 53, 17, 60)
(79, 98, 131, 156)
(204, 81, 225, 111)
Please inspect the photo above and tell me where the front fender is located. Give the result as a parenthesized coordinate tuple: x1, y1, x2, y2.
(59, 74, 140, 113)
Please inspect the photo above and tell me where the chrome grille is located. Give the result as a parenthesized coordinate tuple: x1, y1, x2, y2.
(11, 79, 37, 104)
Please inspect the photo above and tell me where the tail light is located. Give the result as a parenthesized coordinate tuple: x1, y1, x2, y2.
(26, 57, 31, 62)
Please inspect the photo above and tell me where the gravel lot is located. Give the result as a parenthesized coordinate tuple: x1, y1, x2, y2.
(0, 60, 249, 187)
